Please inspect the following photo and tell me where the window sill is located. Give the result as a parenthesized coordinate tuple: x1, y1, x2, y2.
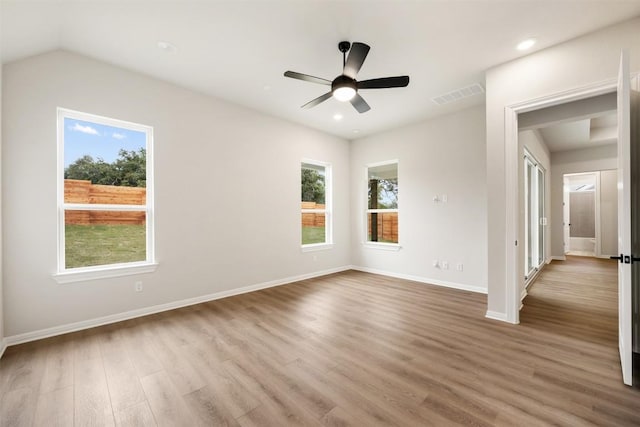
(301, 243, 334, 252)
(53, 262, 158, 284)
(363, 242, 402, 251)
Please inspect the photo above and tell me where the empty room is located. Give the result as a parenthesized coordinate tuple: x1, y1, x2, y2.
(1, 1, 640, 425)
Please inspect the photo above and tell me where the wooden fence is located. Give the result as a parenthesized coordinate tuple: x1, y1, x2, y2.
(369, 212, 398, 243)
(301, 202, 326, 227)
(64, 179, 146, 225)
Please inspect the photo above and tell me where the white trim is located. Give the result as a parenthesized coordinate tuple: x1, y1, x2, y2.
(350, 265, 487, 294)
(301, 243, 334, 253)
(550, 255, 567, 261)
(6, 265, 351, 346)
(521, 288, 528, 303)
(0, 340, 7, 359)
(485, 310, 509, 322)
(53, 262, 159, 284)
(63, 204, 147, 211)
(366, 158, 400, 169)
(366, 208, 399, 214)
(362, 242, 402, 251)
(504, 78, 618, 325)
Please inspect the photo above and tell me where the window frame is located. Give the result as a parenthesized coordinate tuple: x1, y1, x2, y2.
(364, 159, 400, 250)
(300, 158, 333, 252)
(54, 108, 157, 283)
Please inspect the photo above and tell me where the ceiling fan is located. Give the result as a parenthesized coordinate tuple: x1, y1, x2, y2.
(284, 41, 410, 113)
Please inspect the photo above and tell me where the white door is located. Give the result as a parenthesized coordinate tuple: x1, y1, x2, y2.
(563, 176, 570, 254)
(616, 50, 635, 386)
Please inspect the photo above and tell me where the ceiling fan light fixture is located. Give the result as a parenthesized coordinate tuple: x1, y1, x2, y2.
(332, 75, 357, 102)
(333, 86, 356, 102)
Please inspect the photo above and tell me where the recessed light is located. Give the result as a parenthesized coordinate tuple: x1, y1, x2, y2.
(157, 41, 177, 53)
(516, 38, 536, 51)
(333, 113, 343, 121)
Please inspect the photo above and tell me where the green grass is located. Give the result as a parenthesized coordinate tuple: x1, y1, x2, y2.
(302, 226, 325, 245)
(65, 224, 146, 269)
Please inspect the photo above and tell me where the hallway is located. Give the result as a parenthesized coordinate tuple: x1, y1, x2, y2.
(522, 256, 618, 347)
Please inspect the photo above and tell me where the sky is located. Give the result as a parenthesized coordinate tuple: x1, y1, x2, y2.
(64, 118, 146, 167)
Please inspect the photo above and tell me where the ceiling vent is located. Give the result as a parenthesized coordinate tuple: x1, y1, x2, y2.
(431, 83, 485, 105)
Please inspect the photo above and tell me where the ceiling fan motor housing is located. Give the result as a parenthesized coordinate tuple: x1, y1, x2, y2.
(338, 41, 351, 53)
(332, 75, 356, 92)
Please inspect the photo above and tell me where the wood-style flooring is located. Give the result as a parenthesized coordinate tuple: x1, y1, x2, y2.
(1, 256, 639, 426)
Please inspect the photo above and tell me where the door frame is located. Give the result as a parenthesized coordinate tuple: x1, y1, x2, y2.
(563, 171, 601, 257)
(504, 79, 617, 324)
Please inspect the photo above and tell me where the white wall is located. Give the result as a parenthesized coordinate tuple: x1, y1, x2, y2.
(550, 145, 618, 257)
(486, 17, 640, 319)
(349, 106, 487, 293)
(518, 129, 551, 298)
(2, 50, 351, 338)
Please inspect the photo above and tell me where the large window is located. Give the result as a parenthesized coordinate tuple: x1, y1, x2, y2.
(56, 109, 154, 281)
(366, 161, 399, 245)
(301, 160, 332, 249)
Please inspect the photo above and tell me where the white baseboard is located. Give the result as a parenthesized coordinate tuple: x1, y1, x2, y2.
(349, 265, 487, 294)
(4, 265, 351, 347)
(551, 256, 566, 261)
(0, 339, 6, 358)
(485, 310, 508, 322)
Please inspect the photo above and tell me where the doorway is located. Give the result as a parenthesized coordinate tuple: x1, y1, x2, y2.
(564, 172, 598, 257)
(506, 61, 639, 386)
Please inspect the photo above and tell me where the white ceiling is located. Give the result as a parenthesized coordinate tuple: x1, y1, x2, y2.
(2, 1, 640, 139)
(538, 113, 617, 152)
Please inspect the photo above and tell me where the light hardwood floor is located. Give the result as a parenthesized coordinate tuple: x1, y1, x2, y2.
(1, 257, 638, 426)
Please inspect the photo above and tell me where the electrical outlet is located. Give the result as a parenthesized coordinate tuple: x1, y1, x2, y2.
(135, 281, 143, 292)
(442, 194, 448, 203)
(442, 261, 449, 270)
(456, 263, 463, 271)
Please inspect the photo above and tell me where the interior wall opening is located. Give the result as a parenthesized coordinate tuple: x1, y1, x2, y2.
(515, 92, 619, 316)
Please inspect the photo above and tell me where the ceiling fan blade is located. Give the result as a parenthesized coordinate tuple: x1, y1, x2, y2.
(358, 76, 410, 89)
(350, 93, 371, 113)
(302, 92, 333, 109)
(284, 71, 331, 85)
(343, 42, 370, 79)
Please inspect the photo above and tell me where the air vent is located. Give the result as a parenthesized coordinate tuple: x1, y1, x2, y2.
(431, 83, 485, 105)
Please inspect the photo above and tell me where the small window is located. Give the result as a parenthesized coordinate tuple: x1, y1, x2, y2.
(366, 161, 398, 244)
(301, 160, 332, 248)
(57, 109, 154, 279)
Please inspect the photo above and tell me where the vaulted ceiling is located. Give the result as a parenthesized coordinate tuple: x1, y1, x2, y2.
(2, 1, 640, 139)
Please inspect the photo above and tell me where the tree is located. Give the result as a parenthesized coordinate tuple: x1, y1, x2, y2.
(368, 178, 398, 209)
(301, 168, 325, 204)
(113, 148, 146, 187)
(65, 148, 146, 187)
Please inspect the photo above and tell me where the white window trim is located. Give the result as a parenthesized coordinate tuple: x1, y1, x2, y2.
(364, 159, 400, 249)
(301, 159, 332, 249)
(55, 108, 156, 282)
